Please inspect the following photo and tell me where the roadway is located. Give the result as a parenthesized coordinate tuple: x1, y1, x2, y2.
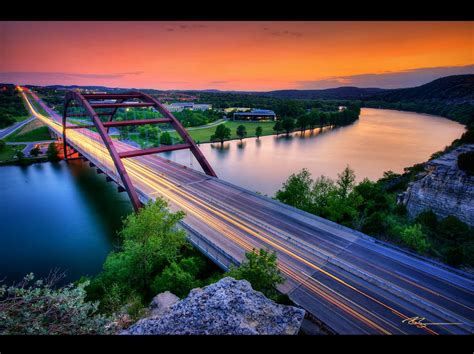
(0, 116, 36, 139)
(20, 88, 474, 335)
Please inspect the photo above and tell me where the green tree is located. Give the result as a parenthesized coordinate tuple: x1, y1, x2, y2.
(337, 165, 356, 199)
(138, 126, 147, 139)
(211, 124, 231, 144)
(296, 114, 309, 133)
(281, 118, 295, 136)
(273, 120, 283, 136)
(310, 175, 337, 215)
(160, 131, 172, 145)
(152, 257, 205, 298)
(148, 127, 160, 141)
(30, 146, 41, 157)
(0, 273, 114, 335)
(400, 224, 430, 253)
(228, 248, 284, 299)
(307, 109, 320, 130)
(436, 216, 473, 266)
(236, 125, 247, 142)
(255, 126, 263, 139)
(275, 168, 314, 212)
(88, 199, 187, 305)
(47, 142, 59, 162)
(15, 149, 25, 161)
(0, 140, 5, 151)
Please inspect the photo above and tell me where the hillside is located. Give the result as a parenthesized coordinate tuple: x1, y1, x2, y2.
(367, 75, 474, 103)
(361, 75, 474, 123)
(256, 87, 386, 100)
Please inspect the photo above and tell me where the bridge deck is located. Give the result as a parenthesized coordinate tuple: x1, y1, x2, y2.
(21, 88, 474, 335)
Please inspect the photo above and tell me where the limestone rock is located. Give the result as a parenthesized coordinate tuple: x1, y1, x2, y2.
(149, 291, 180, 318)
(121, 277, 305, 335)
(399, 144, 474, 226)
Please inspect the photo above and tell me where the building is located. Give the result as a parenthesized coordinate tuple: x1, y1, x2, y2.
(232, 109, 276, 121)
(164, 102, 212, 112)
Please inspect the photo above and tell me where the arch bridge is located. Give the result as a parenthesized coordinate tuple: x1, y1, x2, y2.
(62, 90, 216, 211)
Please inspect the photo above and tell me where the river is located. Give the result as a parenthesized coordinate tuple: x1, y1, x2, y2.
(0, 108, 464, 283)
(167, 108, 465, 195)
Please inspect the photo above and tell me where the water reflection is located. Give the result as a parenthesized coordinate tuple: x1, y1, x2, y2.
(168, 108, 465, 196)
(0, 160, 132, 285)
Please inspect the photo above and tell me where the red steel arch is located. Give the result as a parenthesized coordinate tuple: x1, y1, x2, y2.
(62, 90, 217, 211)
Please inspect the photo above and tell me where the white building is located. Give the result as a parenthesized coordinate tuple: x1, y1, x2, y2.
(164, 102, 212, 112)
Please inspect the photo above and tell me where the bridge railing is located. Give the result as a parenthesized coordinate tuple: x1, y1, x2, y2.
(179, 222, 241, 271)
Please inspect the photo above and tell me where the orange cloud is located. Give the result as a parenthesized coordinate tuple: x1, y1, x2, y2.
(1, 21, 472, 90)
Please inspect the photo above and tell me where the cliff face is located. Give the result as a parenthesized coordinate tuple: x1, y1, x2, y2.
(121, 277, 305, 335)
(399, 144, 474, 226)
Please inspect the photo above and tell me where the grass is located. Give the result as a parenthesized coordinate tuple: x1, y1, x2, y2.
(0, 144, 26, 162)
(170, 121, 277, 143)
(4, 120, 52, 143)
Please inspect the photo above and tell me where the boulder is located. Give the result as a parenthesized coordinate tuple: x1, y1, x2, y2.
(149, 291, 180, 318)
(121, 277, 305, 335)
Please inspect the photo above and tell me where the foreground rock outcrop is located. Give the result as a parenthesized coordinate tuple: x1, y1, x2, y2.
(121, 277, 305, 335)
(399, 144, 474, 226)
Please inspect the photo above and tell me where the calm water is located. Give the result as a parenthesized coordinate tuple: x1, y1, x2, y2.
(0, 160, 133, 284)
(167, 108, 465, 195)
(0, 108, 464, 284)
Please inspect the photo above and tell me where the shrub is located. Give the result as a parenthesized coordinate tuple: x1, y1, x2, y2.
(0, 273, 114, 335)
(458, 151, 474, 174)
(47, 142, 59, 162)
(400, 224, 430, 253)
(227, 248, 284, 300)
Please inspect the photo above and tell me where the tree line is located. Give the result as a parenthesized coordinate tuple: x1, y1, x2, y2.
(0, 85, 29, 128)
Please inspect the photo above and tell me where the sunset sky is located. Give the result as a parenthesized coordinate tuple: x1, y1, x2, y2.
(0, 21, 472, 91)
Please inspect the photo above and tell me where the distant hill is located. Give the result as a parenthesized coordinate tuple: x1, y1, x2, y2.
(255, 87, 387, 100)
(361, 75, 474, 124)
(366, 75, 474, 104)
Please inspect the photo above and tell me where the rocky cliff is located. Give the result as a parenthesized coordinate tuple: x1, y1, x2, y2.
(121, 277, 305, 335)
(399, 144, 474, 226)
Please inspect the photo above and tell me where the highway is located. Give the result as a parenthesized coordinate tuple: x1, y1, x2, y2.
(20, 88, 474, 335)
(0, 116, 35, 139)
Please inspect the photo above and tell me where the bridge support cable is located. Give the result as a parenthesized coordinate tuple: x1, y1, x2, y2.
(62, 90, 217, 211)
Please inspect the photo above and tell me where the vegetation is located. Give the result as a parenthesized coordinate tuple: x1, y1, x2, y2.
(0, 272, 114, 335)
(15, 150, 26, 164)
(47, 142, 60, 162)
(210, 124, 231, 144)
(160, 131, 173, 145)
(273, 120, 283, 136)
(85, 199, 222, 318)
(275, 166, 474, 268)
(458, 151, 474, 175)
(281, 118, 295, 136)
(236, 125, 247, 142)
(30, 146, 41, 157)
(0, 144, 26, 164)
(5, 124, 51, 143)
(255, 126, 263, 139)
(173, 109, 221, 128)
(228, 248, 284, 300)
(0, 84, 29, 128)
